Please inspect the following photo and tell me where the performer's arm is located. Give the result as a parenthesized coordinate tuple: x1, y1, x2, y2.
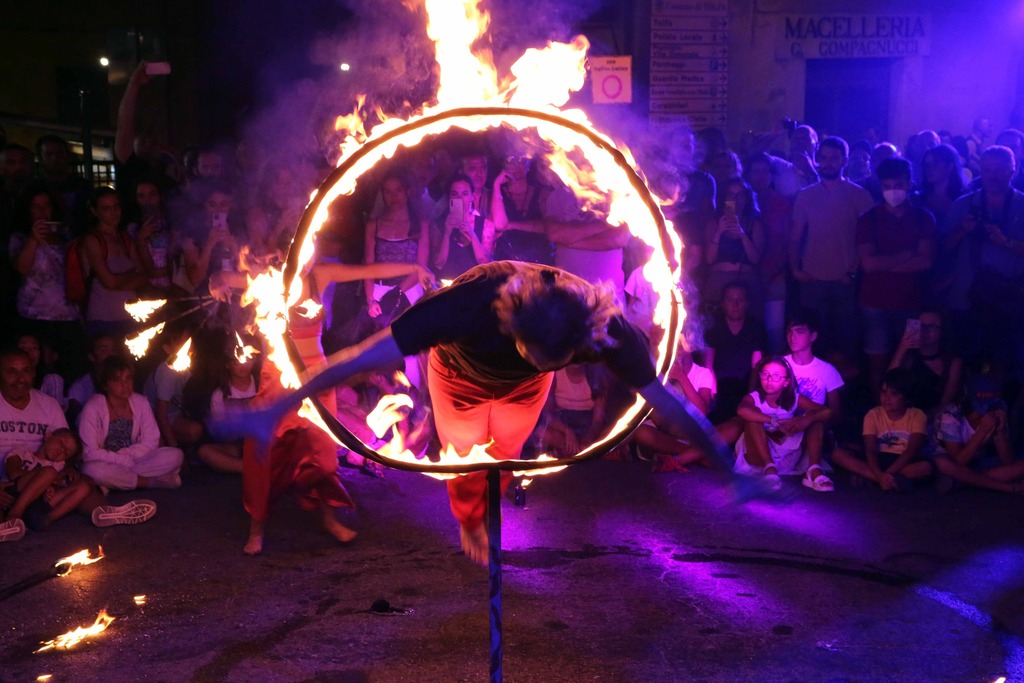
(213, 329, 404, 443)
(291, 329, 404, 413)
(637, 379, 734, 473)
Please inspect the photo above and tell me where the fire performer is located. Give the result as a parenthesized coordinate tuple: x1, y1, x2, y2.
(217, 260, 733, 564)
(211, 257, 436, 555)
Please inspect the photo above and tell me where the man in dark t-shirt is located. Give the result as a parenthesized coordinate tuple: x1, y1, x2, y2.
(220, 261, 730, 564)
(704, 281, 768, 423)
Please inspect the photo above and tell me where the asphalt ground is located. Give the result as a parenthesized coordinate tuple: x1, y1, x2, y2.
(2, 458, 1022, 683)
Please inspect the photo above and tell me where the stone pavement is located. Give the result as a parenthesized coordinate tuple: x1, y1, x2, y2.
(2, 459, 1022, 682)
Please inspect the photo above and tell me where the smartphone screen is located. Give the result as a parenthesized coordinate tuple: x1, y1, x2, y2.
(211, 212, 228, 231)
(905, 318, 921, 336)
(724, 200, 737, 217)
(449, 198, 464, 219)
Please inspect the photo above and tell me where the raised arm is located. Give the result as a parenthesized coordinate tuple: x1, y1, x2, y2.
(115, 63, 150, 165)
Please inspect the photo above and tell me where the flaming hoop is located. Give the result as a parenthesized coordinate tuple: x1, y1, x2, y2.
(281, 106, 683, 475)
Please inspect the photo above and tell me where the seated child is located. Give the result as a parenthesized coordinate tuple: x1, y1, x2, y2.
(80, 355, 185, 491)
(1, 428, 157, 539)
(18, 332, 65, 410)
(783, 308, 845, 491)
(198, 352, 259, 474)
(831, 368, 933, 491)
(734, 355, 830, 491)
(932, 373, 1024, 494)
(66, 334, 122, 424)
(145, 323, 203, 452)
(635, 346, 716, 471)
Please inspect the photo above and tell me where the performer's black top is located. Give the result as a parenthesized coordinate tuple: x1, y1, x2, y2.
(391, 261, 657, 388)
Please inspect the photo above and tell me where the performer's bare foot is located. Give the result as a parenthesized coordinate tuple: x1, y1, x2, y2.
(244, 519, 265, 555)
(320, 505, 358, 543)
(459, 523, 489, 565)
(243, 535, 263, 555)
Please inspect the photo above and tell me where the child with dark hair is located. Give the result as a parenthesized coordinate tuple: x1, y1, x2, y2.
(783, 307, 844, 491)
(734, 355, 830, 491)
(931, 373, 1024, 494)
(80, 355, 184, 491)
(831, 367, 933, 491)
(1, 428, 155, 540)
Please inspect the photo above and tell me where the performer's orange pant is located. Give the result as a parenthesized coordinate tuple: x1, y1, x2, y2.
(427, 349, 553, 531)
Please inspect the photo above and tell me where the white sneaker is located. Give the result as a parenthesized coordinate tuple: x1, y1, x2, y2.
(0, 518, 27, 542)
(91, 500, 157, 527)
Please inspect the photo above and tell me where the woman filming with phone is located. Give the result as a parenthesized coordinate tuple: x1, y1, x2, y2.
(703, 177, 765, 309)
(180, 182, 239, 293)
(363, 173, 431, 323)
(10, 183, 87, 377)
(432, 174, 495, 280)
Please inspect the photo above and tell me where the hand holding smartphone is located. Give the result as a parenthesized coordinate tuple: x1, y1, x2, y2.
(211, 212, 228, 231)
(449, 197, 464, 219)
(904, 318, 921, 346)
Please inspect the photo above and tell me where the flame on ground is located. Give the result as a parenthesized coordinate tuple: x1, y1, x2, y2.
(55, 547, 104, 576)
(134, 595, 147, 606)
(34, 610, 115, 653)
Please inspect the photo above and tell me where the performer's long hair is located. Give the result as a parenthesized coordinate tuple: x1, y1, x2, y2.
(494, 268, 620, 360)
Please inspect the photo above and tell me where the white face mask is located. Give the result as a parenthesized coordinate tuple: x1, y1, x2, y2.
(883, 189, 907, 207)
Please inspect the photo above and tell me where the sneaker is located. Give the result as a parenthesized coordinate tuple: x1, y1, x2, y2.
(0, 518, 26, 542)
(91, 500, 157, 527)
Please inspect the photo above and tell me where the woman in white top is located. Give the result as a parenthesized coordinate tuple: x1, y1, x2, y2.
(79, 355, 184, 491)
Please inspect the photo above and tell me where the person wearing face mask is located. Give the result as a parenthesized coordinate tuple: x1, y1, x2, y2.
(855, 156, 936, 396)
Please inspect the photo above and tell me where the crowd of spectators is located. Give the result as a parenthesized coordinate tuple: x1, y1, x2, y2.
(1, 62, 1022, 549)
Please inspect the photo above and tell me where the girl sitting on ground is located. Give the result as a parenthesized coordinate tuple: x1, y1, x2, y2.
(733, 355, 830, 491)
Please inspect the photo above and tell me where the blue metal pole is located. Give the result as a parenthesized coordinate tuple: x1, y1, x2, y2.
(487, 468, 503, 683)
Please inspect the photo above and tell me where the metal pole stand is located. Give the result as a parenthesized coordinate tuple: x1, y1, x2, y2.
(487, 469, 503, 683)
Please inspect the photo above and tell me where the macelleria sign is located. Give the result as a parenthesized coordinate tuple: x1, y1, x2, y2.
(778, 14, 931, 59)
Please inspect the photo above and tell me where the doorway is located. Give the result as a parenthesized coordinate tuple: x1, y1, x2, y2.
(805, 58, 892, 143)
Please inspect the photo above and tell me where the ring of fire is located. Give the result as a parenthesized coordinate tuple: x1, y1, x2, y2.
(282, 106, 683, 475)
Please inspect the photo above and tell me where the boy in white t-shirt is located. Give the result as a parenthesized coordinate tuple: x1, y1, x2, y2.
(783, 308, 845, 491)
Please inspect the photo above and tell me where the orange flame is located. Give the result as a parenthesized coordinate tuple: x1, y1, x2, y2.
(234, 332, 259, 364)
(169, 337, 192, 373)
(125, 323, 164, 359)
(55, 546, 104, 575)
(233, 0, 683, 480)
(124, 299, 166, 322)
(34, 610, 115, 653)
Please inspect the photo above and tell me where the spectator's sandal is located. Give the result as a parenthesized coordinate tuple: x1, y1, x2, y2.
(802, 465, 834, 492)
(762, 463, 783, 491)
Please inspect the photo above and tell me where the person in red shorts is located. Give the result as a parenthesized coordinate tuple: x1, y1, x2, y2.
(218, 261, 732, 564)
